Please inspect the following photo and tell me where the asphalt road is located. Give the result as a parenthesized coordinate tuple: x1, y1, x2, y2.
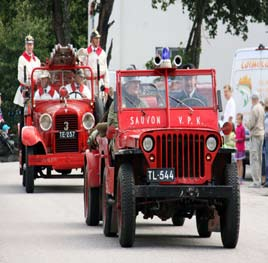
(0, 162, 268, 263)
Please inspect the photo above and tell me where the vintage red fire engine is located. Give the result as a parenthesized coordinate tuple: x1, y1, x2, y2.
(20, 44, 97, 193)
(83, 48, 239, 248)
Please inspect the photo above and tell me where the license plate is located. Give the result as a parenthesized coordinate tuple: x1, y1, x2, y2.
(59, 131, 76, 139)
(147, 168, 175, 182)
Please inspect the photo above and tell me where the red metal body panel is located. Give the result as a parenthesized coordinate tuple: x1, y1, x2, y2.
(22, 126, 46, 149)
(29, 152, 84, 169)
(86, 150, 101, 187)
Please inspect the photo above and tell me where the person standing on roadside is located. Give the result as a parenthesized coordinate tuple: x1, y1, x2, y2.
(223, 84, 236, 123)
(235, 113, 246, 184)
(246, 92, 265, 187)
(263, 98, 268, 187)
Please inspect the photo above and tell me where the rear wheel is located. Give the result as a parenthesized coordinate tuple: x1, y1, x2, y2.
(84, 164, 100, 226)
(102, 171, 117, 237)
(25, 147, 35, 193)
(196, 210, 211, 238)
(172, 214, 185, 226)
(117, 163, 136, 247)
(220, 163, 240, 248)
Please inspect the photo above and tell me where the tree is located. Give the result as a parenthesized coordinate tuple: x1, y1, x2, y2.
(152, 0, 266, 67)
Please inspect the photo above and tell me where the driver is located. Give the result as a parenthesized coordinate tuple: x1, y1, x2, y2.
(122, 77, 147, 108)
(65, 69, 91, 99)
(34, 70, 59, 100)
(175, 76, 207, 106)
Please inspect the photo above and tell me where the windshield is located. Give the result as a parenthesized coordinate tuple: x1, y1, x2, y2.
(120, 74, 213, 109)
(121, 76, 166, 108)
(32, 68, 93, 101)
(169, 75, 213, 108)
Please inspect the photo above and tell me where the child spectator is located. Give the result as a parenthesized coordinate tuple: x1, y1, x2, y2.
(235, 113, 246, 184)
(223, 122, 236, 149)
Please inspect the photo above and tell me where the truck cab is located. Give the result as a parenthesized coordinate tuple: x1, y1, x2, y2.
(84, 49, 240, 248)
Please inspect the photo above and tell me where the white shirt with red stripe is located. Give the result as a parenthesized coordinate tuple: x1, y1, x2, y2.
(14, 51, 41, 106)
(34, 85, 59, 100)
(65, 82, 92, 99)
(84, 45, 109, 88)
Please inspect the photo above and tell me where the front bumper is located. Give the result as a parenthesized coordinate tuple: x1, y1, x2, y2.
(29, 152, 84, 169)
(135, 185, 232, 199)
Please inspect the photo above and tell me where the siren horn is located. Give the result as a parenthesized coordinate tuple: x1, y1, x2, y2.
(153, 55, 162, 67)
(173, 55, 182, 67)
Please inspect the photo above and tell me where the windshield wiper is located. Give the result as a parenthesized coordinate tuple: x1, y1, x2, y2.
(169, 96, 194, 112)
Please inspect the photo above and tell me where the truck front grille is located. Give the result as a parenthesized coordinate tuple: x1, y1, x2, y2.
(156, 133, 205, 179)
(55, 114, 78, 153)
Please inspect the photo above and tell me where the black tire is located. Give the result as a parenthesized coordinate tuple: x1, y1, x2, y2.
(172, 214, 185, 226)
(220, 163, 240, 248)
(196, 210, 212, 238)
(84, 164, 100, 226)
(102, 172, 117, 237)
(25, 147, 35, 193)
(117, 163, 136, 247)
(22, 168, 26, 187)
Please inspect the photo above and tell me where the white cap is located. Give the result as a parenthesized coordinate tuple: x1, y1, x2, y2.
(39, 70, 50, 79)
(251, 91, 259, 99)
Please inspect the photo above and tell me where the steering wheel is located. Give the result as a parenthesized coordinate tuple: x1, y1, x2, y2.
(180, 97, 206, 107)
(68, 91, 83, 99)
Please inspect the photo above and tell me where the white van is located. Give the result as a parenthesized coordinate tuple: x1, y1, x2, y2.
(230, 44, 268, 176)
(231, 44, 268, 120)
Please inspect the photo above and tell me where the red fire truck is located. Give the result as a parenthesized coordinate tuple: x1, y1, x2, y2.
(20, 44, 98, 193)
(83, 49, 239, 248)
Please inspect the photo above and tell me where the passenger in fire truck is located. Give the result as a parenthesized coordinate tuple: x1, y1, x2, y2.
(171, 75, 208, 107)
(65, 69, 91, 99)
(34, 70, 59, 100)
(122, 77, 148, 108)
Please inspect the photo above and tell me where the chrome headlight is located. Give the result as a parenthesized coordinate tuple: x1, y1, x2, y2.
(82, 112, 95, 130)
(206, 136, 217, 152)
(142, 136, 154, 152)
(39, 113, 52, 131)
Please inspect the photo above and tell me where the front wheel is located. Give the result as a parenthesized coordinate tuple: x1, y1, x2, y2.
(25, 146, 35, 193)
(220, 163, 240, 248)
(84, 165, 100, 226)
(117, 163, 136, 247)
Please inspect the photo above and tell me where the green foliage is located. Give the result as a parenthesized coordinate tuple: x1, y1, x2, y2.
(151, 0, 266, 67)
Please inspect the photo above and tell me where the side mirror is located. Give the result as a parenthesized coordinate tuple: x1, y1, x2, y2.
(221, 122, 232, 135)
(217, 90, 223, 112)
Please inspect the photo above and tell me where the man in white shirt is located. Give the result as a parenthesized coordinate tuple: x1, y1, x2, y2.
(34, 71, 59, 100)
(14, 35, 41, 107)
(77, 30, 109, 91)
(65, 69, 91, 99)
(223, 84, 236, 123)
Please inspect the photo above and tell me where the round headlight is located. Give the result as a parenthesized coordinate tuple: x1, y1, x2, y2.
(39, 113, 52, 131)
(82, 112, 95, 130)
(206, 136, 217, 152)
(142, 136, 154, 152)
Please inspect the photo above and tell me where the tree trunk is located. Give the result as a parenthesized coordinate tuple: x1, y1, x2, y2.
(97, 0, 115, 51)
(185, 0, 207, 68)
(52, 0, 71, 45)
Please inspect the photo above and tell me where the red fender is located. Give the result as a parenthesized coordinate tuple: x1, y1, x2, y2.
(21, 126, 46, 152)
(86, 149, 101, 188)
